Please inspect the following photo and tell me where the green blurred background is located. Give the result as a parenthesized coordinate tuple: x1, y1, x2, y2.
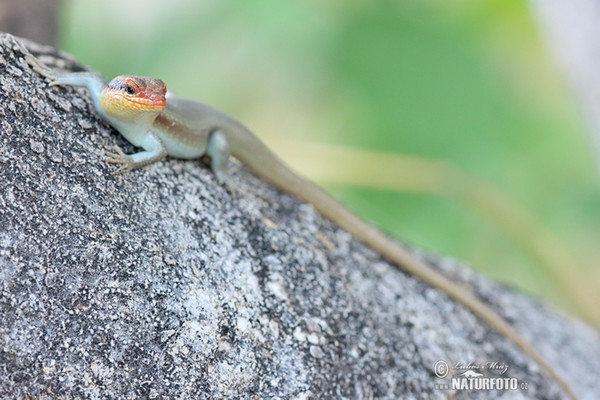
(56, 0, 599, 323)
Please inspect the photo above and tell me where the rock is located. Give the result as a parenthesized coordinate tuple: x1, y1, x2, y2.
(0, 33, 598, 399)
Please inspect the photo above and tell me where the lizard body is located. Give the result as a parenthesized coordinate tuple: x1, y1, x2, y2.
(25, 53, 576, 400)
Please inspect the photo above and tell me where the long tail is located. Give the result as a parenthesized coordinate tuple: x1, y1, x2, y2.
(230, 131, 577, 400)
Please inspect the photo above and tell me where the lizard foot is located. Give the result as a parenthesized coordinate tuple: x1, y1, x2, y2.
(25, 54, 60, 85)
(104, 146, 135, 175)
(220, 175, 237, 196)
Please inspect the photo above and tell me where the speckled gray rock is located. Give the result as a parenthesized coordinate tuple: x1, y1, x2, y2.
(0, 34, 598, 400)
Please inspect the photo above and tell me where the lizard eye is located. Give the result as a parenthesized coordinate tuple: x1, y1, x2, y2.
(125, 84, 136, 95)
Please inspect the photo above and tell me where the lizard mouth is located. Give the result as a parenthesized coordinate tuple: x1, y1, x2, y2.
(101, 87, 166, 117)
(111, 88, 166, 110)
(100, 89, 165, 121)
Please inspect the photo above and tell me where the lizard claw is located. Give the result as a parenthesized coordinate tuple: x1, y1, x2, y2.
(25, 53, 74, 88)
(104, 146, 134, 174)
(25, 54, 59, 84)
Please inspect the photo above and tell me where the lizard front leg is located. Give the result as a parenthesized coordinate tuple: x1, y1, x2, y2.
(26, 53, 107, 111)
(105, 132, 167, 174)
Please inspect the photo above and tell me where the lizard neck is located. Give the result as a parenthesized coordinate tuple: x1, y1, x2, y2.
(103, 113, 159, 148)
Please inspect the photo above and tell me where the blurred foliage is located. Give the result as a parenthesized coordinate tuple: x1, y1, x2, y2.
(58, 0, 600, 320)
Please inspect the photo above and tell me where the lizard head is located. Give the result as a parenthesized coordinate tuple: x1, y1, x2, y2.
(100, 75, 167, 121)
